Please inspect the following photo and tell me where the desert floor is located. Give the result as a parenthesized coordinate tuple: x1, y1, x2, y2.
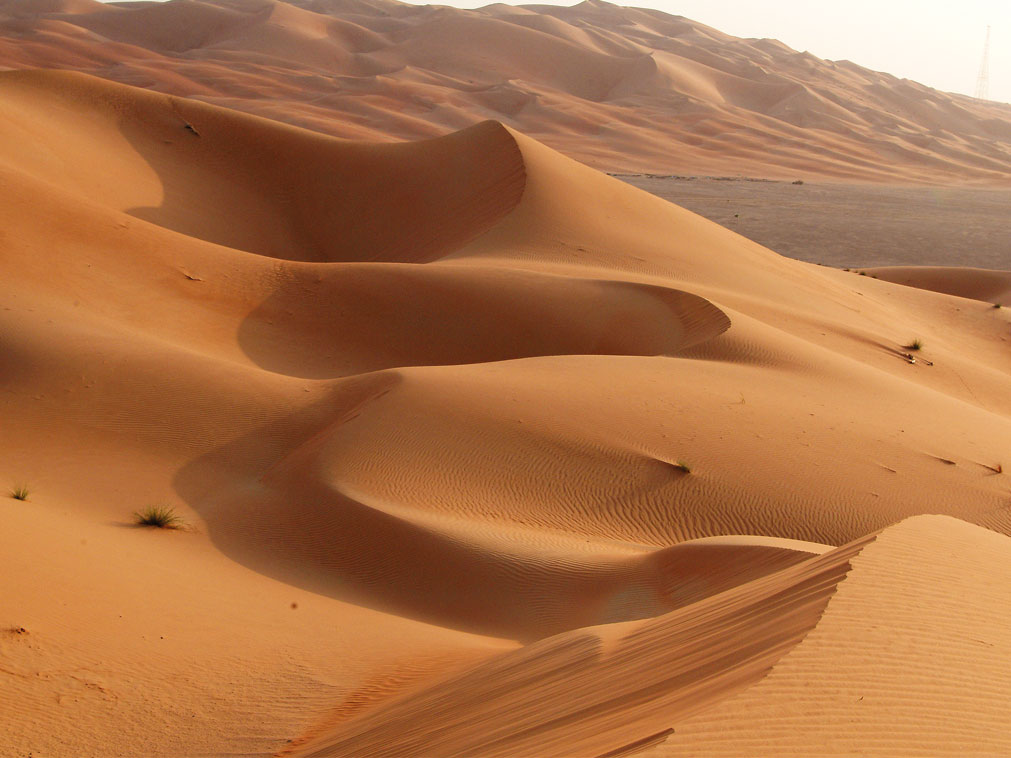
(621, 175, 1011, 269)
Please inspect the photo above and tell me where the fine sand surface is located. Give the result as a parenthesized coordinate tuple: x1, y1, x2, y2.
(2, 0, 1011, 183)
(3, 70, 1011, 756)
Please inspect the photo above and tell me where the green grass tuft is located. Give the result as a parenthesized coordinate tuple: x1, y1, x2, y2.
(672, 461, 692, 474)
(904, 338, 923, 351)
(9, 485, 29, 501)
(134, 505, 184, 529)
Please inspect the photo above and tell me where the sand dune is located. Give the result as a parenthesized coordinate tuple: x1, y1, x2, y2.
(2, 0, 1011, 182)
(3, 71, 1011, 755)
(865, 266, 1011, 306)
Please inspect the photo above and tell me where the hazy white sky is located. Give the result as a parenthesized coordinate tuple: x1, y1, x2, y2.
(424, 0, 1010, 104)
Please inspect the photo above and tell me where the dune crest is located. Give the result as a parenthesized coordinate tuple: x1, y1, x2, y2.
(0, 68, 528, 262)
(656, 515, 1011, 756)
(290, 531, 874, 757)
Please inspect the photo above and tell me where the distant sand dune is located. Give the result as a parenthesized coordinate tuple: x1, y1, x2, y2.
(2, 70, 1010, 756)
(2, 0, 1011, 182)
(865, 266, 1011, 305)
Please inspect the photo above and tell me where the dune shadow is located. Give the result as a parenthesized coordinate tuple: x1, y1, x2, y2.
(166, 371, 658, 640)
(232, 262, 732, 378)
(166, 365, 738, 640)
(114, 87, 527, 264)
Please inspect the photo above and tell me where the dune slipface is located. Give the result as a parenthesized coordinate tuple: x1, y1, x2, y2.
(2, 71, 1011, 757)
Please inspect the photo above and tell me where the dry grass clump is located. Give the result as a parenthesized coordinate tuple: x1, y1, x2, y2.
(134, 505, 185, 529)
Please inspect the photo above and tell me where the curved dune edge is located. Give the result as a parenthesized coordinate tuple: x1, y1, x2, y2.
(288, 515, 1011, 757)
(238, 264, 732, 378)
(863, 266, 1011, 306)
(221, 439, 828, 639)
(0, 68, 528, 263)
(285, 531, 874, 757)
(651, 515, 1011, 756)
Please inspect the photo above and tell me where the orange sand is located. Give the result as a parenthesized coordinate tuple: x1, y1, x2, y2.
(2, 69, 1010, 757)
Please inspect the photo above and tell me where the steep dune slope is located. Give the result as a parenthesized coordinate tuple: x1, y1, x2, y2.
(0, 69, 527, 261)
(2, 0, 1011, 182)
(654, 516, 1011, 757)
(292, 532, 872, 757)
(2, 72, 1010, 755)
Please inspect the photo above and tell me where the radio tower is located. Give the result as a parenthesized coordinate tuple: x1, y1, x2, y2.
(974, 25, 990, 101)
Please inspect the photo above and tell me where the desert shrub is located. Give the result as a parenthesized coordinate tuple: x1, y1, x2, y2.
(134, 505, 184, 529)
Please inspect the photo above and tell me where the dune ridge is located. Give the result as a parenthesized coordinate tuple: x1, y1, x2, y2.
(2, 0, 1011, 182)
(2, 71, 1011, 755)
(292, 515, 1011, 757)
(655, 515, 1011, 756)
(864, 266, 1011, 306)
(289, 530, 873, 757)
